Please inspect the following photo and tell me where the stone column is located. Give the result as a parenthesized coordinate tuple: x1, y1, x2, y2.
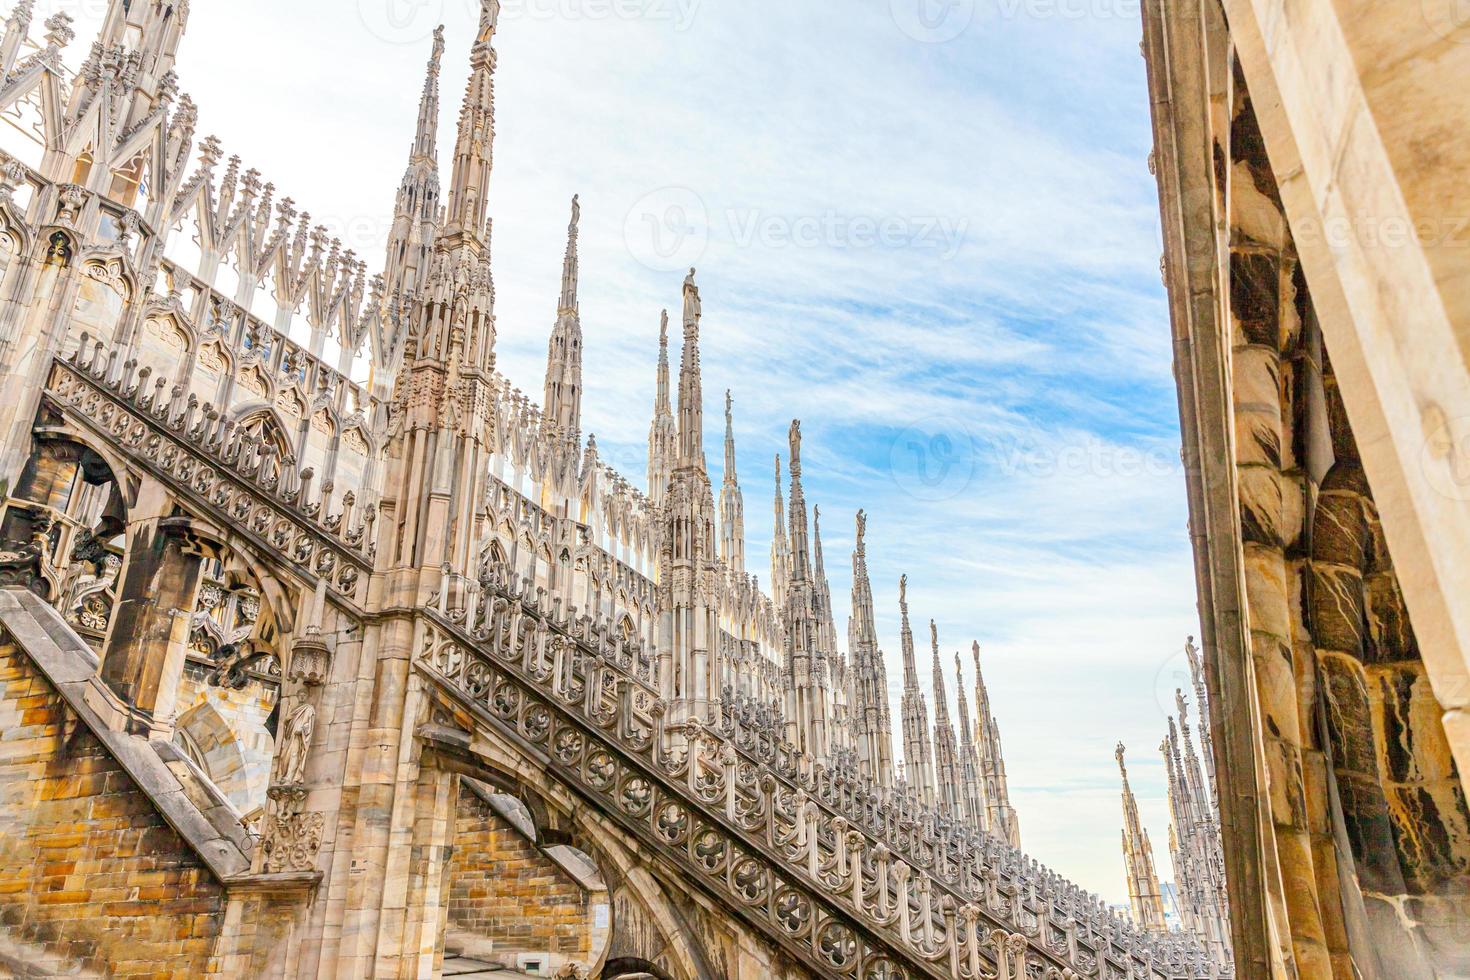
(88, 487, 219, 738)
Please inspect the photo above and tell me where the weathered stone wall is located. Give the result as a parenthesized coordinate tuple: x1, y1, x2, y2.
(447, 787, 596, 968)
(0, 635, 226, 977)
(1224, 71, 1470, 979)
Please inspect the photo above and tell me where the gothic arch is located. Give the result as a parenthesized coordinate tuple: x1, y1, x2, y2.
(423, 724, 706, 980)
(173, 698, 264, 814)
(601, 956, 675, 980)
(231, 403, 296, 458)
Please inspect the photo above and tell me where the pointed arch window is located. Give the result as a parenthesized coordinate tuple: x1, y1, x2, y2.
(236, 410, 293, 459)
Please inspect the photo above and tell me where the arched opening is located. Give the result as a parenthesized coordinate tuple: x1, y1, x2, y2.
(175, 557, 283, 823)
(0, 435, 126, 646)
(601, 958, 673, 980)
(234, 408, 294, 460)
(442, 777, 611, 978)
(172, 699, 270, 817)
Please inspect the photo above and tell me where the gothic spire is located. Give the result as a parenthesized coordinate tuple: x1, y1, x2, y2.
(543, 195, 582, 450)
(719, 391, 745, 573)
(1184, 636, 1216, 795)
(973, 641, 1020, 846)
(850, 511, 877, 652)
(676, 269, 705, 468)
(445, 0, 501, 245)
(723, 392, 738, 481)
(656, 310, 672, 412)
(787, 422, 811, 583)
(80, 0, 186, 109)
(813, 505, 839, 659)
(955, 653, 985, 827)
(384, 26, 446, 300)
(848, 511, 893, 788)
(1117, 743, 1169, 933)
(930, 620, 961, 817)
(771, 455, 790, 600)
(900, 577, 920, 690)
(415, 26, 445, 161)
(898, 576, 935, 807)
(647, 311, 675, 507)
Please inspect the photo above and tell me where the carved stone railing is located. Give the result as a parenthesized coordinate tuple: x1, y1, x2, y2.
(43, 347, 375, 607)
(418, 563, 1224, 980)
(723, 705, 1224, 979)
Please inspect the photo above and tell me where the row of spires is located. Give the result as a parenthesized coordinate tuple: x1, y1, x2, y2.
(1117, 638, 1232, 972)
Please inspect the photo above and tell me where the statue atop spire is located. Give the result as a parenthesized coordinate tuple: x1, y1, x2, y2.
(954, 652, 985, 827)
(560, 194, 580, 311)
(543, 195, 583, 453)
(848, 509, 893, 788)
(477, 0, 502, 44)
(445, 0, 501, 244)
(972, 640, 1020, 846)
(658, 269, 721, 731)
(647, 311, 675, 506)
(416, 26, 446, 160)
(930, 620, 961, 816)
(676, 270, 705, 467)
(383, 25, 447, 302)
(771, 455, 790, 600)
(898, 575, 935, 807)
(1117, 742, 1169, 934)
(719, 389, 745, 573)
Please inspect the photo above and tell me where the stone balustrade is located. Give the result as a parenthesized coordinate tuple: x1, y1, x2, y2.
(419, 558, 1226, 980)
(44, 345, 376, 607)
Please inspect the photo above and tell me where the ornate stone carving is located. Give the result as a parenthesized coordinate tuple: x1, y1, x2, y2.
(261, 785, 324, 874)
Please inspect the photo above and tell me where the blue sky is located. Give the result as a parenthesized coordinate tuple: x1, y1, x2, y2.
(52, 0, 1198, 902)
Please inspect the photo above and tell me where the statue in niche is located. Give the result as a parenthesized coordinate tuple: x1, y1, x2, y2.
(274, 701, 315, 786)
